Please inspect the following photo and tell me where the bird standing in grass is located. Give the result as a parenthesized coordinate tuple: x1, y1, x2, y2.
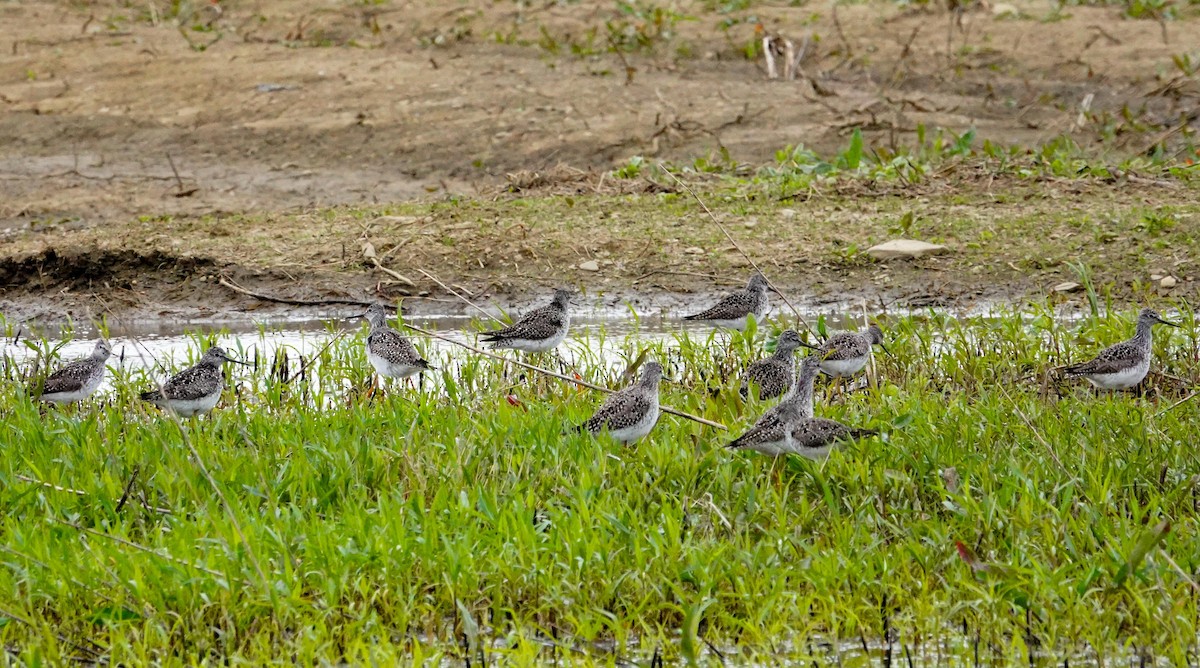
(580, 361, 663, 444)
(730, 353, 876, 459)
(740, 330, 804, 400)
(728, 355, 823, 456)
(683, 273, 771, 331)
(35, 339, 111, 404)
(811, 323, 888, 380)
(363, 303, 433, 387)
(1064, 308, 1178, 391)
(780, 418, 877, 460)
(140, 345, 247, 417)
(481, 288, 572, 353)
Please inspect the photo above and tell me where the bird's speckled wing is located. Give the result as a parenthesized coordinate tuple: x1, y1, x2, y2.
(483, 305, 564, 342)
(684, 290, 761, 321)
(1065, 341, 1142, 376)
(162, 365, 222, 401)
(41, 360, 93, 394)
(788, 418, 874, 451)
(369, 327, 425, 366)
(739, 358, 792, 400)
(582, 390, 652, 433)
(819, 332, 869, 361)
(728, 411, 788, 450)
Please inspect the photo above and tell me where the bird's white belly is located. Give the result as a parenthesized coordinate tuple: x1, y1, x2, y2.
(505, 327, 568, 353)
(744, 435, 788, 457)
(369, 352, 422, 379)
(166, 393, 221, 417)
(787, 443, 833, 460)
(820, 357, 868, 378)
(704, 316, 749, 331)
(609, 404, 659, 443)
(1085, 361, 1150, 390)
(41, 374, 103, 404)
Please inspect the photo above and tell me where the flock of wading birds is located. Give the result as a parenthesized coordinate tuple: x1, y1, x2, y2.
(30, 273, 1181, 458)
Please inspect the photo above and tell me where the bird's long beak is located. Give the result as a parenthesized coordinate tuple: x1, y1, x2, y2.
(1157, 316, 1181, 328)
(224, 354, 251, 366)
(878, 342, 893, 356)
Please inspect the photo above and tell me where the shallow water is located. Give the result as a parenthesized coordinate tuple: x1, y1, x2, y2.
(0, 305, 1092, 401)
(1, 310, 776, 398)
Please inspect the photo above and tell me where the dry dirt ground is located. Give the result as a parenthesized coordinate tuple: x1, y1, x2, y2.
(0, 0, 1197, 320)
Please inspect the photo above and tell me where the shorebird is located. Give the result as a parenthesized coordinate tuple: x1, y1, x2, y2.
(739, 330, 804, 400)
(35, 339, 111, 404)
(810, 324, 888, 380)
(140, 345, 247, 417)
(1064, 308, 1179, 391)
(683, 273, 771, 331)
(579, 361, 662, 444)
(728, 355, 823, 456)
(728, 380, 877, 460)
(481, 289, 572, 353)
(363, 304, 433, 384)
(779, 417, 877, 460)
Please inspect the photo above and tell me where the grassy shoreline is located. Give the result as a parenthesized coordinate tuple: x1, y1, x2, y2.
(2, 303, 1199, 663)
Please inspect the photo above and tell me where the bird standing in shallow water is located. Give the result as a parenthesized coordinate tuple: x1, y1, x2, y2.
(580, 361, 663, 444)
(683, 273, 771, 331)
(481, 289, 572, 353)
(740, 330, 805, 400)
(140, 346, 247, 417)
(1064, 308, 1178, 391)
(36, 339, 111, 404)
(363, 304, 433, 387)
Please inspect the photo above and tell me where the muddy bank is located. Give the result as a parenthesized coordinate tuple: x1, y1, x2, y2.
(1, 0, 1196, 227)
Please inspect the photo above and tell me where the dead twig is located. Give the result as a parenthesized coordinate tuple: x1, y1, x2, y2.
(114, 465, 140, 514)
(657, 165, 817, 339)
(415, 268, 504, 326)
(53, 517, 234, 581)
(1159, 547, 1200, 594)
(403, 323, 726, 431)
(15, 473, 86, 496)
(282, 329, 351, 386)
(218, 275, 374, 307)
(1155, 389, 1199, 417)
(0, 601, 106, 660)
(998, 384, 1069, 476)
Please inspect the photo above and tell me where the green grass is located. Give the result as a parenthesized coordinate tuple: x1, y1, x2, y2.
(2, 303, 1200, 664)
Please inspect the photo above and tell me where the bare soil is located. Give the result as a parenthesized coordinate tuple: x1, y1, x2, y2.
(0, 0, 1197, 320)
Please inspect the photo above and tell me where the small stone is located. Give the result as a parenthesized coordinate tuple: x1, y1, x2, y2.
(1053, 281, 1082, 293)
(1150, 274, 1163, 281)
(991, 2, 1019, 16)
(865, 239, 949, 260)
(578, 260, 600, 272)
(780, 209, 797, 219)
(1161, 276, 1177, 288)
(683, 246, 704, 255)
(743, 220, 758, 229)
